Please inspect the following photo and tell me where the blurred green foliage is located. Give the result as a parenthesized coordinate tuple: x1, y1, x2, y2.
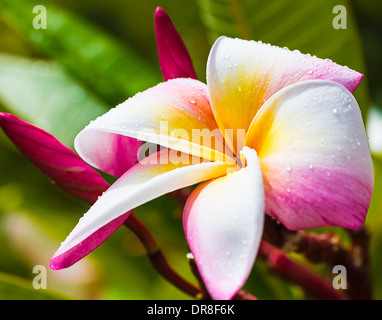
(0, 0, 381, 300)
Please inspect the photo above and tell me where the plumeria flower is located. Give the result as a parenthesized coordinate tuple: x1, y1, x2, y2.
(50, 10, 373, 300)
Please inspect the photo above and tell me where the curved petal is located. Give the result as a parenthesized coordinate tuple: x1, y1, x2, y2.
(83, 132, 142, 178)
(50, 211, 130, 270)
(51, 149, 235, 269)
(183, 147, 264, 300)
(75, 78, 233, 170)
(246, 80, 373, 230)
(207, 37, 363, 152)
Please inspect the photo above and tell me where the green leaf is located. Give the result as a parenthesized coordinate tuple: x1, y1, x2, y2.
(0, 0, 161, 105)
(0, 54, 108, 147)
(196, 0, 369, 117)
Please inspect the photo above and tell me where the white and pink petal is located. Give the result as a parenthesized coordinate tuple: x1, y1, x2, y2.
(183, 147, 264, 300)
(75, 78, 232, 168)
(50, 149, 235, 269)
(77, 131, 142, 178)
(246, 80, 373, 230)
(207, 36, 363, 149)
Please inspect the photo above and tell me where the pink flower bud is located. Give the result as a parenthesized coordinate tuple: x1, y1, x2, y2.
(155, 7, 198, 81)
(0, 113, 109, 204)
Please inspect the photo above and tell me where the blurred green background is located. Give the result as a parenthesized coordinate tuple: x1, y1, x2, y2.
(0, 0, 381, 300)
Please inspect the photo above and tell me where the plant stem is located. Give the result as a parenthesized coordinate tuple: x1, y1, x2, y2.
(123, 215, 201, 298)
(342, 228, 372, 299)
(258, 240, 344, 300)
(263, 216, 372, 299)
(170, 188, 192, 206)
(187, 253, 211, 300)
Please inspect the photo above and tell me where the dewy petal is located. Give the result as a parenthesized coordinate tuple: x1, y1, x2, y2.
(51, 149, 235, 269)
(155, 7, 198, 81)
(246, 80, 373, 230)
(207, 37, 363, 152)
(80, 132, 141, 178)
(0, 112, 109, 204)
(75, 78, 233, 168)
(183, 147, 264, 300)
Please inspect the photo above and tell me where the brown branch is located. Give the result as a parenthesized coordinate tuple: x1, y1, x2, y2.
(124, 215, 201, 298)
(258, 240, 344, 300)
(187, 253, 211, 300)
(263, 216, 372, 299)
(170, 187, 192, 207)
(345, 228, 372, 300)
(233, 290, 258, 300)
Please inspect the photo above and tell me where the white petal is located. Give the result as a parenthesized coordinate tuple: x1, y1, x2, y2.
(246, 80, 373, 230)
(183, 147, 264, 299)
(207, 36, 363, 152)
